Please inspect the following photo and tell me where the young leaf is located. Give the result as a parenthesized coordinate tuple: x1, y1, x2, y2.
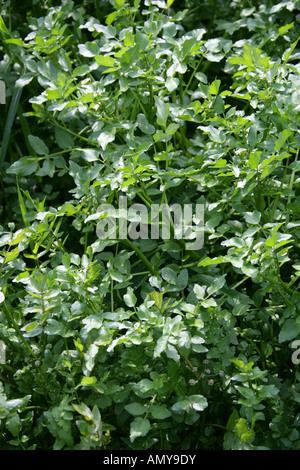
(78, 42, 99, 57)
(124, 402, 146, 416)
(28, 135, 49, 155)
(209, 79, 221, 95)
(167, 0, 175, 7)
(137, 113, 155, 134)
(155, 96, 169, 127)
(130, 417, 151, 442)
(7, 157, 38, 176)
(123, 286, 137, 307)
(207, 274, 226, 297)
(95, 55, 115, 67)
(150, 404, 171, 419)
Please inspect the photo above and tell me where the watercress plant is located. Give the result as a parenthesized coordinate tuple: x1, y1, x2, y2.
(0, 0, 300, 450)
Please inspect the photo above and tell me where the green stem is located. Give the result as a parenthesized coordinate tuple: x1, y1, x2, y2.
(121, 239, 158, 276)
(2, 301, 36, 358)
(183, 56, 203, 99)
(49, 117, 90, 143)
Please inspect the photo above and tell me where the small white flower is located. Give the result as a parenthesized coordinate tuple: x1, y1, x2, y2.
(189, 379, 198, 386)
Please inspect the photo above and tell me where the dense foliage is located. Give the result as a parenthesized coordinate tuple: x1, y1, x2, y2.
(0, 0, 300, 450)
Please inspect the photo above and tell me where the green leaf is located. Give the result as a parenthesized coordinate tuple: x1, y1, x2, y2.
(177, 268, 188, 289)
(274, 129, 293, 152)
(236, 418, 251, 437)
(226, 409, 239, 430)
(283, 38, 299, 63)
(137, 113, 155, 134)
(149, 291, 164, 311)
(97, 129, 116, 150)
(244, 210, 261, 225)
(154, 334, 169, 357)
(55, 127, 74, 149)
(28, 135, 49, 155)
(161, 267, 177, 284)
(72, 402, 93, 420)
(81, 376, 97, 386)
(166, 123, 179, 134)
(249, 151, 261, 169)
(6, 414, 21, 437)
(209, 79, 221, 95)
(73, 64, 91, 76)
(155, 96, 169, 127)
(171, 399, 190, 413)
(194, 284, 206, 300)
(79, 42, 99, 57)
(200, 125, 226, 143)
(46, 88, 62, 100)
(279, 319, 300, 343)
(115, 0, 126, 7)
(198, 256, 225, 267)
(150, 404, 171, 419)
(121, 44, 139, 65)
(4, 247, 20, 262)
(9, 228, 30, 246)
(230, 359, 245, 369)
(189, 395, 208, 411)
(106, 11, 119, 25)
(172, 395, 208, 413)
(7, 157, 38, 176)
(5, 38, 24, 46)
(133, 379, 154, 397)
(95, 55, 115, 67)
(167, 0, 175, 7)
(289, 161, 300, 171)
(213, 95, 225, 114)
(123, 286, 137, 307)
(247, 124, 258, 147)
(22, 321, 43, 337)
(124, 402, 146, 416)
(15, 73, 34, 88)
(136, 30, 148, 51)
(16, 178, 30, 227)
(0, 13, 9, 36)
(207, 274, 226, 296)
(130, 417, 150, 442)
(278, 22, 294, 36)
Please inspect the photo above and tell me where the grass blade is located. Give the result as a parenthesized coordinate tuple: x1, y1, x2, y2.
(16, 176, 29, 227)
(0, 86, 23, 170)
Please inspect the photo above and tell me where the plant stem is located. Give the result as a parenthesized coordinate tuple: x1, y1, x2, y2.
(2, 301, 36, 358)
(121, 239, 158, 276)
